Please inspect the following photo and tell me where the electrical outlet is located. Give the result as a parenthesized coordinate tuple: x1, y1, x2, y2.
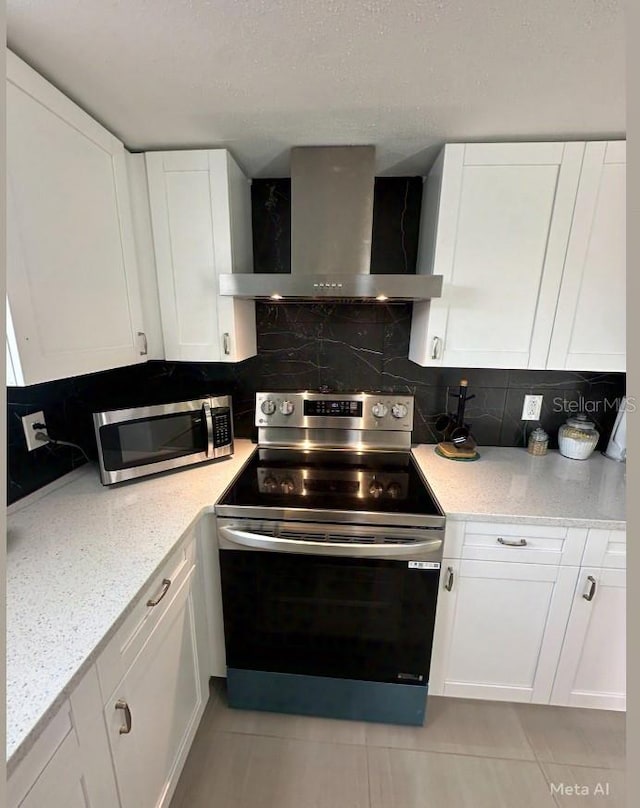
(521, 395, 543, 421)
(21, 411, 49, 451)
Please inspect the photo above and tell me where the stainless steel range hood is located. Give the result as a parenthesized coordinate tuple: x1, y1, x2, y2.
(218, 146, 443, 302)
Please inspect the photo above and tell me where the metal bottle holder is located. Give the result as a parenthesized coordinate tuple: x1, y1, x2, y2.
(435, 380, 480, 461)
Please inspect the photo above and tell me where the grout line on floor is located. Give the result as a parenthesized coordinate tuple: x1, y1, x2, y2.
(528, 756, 625, 771)
(209, 727, 365, 749)
(532, 757, 562, 808)
(364, 735, 373, 808)
(209, 722, 623, 771)
(362, 744, 552, 766)
(208, 695, 625, 769)
(208, 727, 551, 766)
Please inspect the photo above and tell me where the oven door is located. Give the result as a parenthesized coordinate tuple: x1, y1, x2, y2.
(94, 397, 232, 484)
(217, 519, 443, 686)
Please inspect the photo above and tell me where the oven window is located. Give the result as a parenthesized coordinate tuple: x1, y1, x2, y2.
(99, 411, 206, 471)
(220, 550, 440, 685)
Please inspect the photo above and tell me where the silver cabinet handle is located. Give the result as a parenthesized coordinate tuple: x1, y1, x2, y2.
(147, 578, 171, 607)
(582, 575, 597, 602)
(137, 331, 148, 356)
(115, 699, 132, 734)
(497, 537, 527, 547)
(223, 332, 231, 355)
(444, 566, 454, 591)
(202, 402, 214, 457)
(431, 336, 441, 360)
(219, 525, 442, 559)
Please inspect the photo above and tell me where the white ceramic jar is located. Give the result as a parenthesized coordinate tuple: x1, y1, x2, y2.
(558, 414, 599, 460)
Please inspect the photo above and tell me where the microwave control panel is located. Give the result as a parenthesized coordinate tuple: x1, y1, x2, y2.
(212, 409, 233, 447)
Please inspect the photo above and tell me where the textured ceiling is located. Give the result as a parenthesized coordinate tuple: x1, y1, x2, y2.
(6, 0, 625, 177)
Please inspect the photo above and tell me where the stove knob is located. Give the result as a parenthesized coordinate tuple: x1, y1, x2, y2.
(279, 400, 295, 416)
(371, 402, 389, 419)
(261, 399, 277, 416)
(263, 475, 278, 492)
(386, 482, 402, 499)
(369, 480, 384, 498)
(391, 403, 408, 420)
(280, 477, 295, 494)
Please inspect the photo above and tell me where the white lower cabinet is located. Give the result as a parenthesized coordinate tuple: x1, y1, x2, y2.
(200, 514, 227, 677)
(430, 558, 579, 703)
(551, 567, 626, 710)
(104, 563, 208, 808)
(18, 733, 90, 808)
(8, 668, 119, 808)
(9, 530, 214, 808)
(430, 522, 626, 710)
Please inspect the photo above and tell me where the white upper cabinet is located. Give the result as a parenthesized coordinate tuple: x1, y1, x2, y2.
(547, 142, 626, 371)
(409, 142, 585, 369)
(6, 52, 147, 386)
(125, 153, 166, 361)
(146, 149, 257, 363)
(409, 140, 626, 372)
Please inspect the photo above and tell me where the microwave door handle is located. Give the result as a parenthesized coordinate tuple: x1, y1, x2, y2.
(202, 403, 214, 457)
(218, 526, 442, 558)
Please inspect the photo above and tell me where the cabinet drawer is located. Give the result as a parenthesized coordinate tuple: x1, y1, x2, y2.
(457, 521, 587, 565)
(582, 528, 626, 569)
(97, 535, 196, 703)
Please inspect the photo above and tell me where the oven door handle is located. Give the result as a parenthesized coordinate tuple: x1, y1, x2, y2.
(202, 402, 214, 457)
(218, 525, 443, 558)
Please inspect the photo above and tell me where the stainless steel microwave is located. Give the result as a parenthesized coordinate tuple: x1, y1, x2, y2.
(93, 396, 233, 485)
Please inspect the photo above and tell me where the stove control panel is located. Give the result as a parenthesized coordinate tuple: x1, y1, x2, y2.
(255, 392, 414, 431)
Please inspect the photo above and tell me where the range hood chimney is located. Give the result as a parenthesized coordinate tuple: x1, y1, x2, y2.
(218, 146, 443, 302)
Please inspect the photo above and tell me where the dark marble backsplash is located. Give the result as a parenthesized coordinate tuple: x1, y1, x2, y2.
(7, 302, 626, 505)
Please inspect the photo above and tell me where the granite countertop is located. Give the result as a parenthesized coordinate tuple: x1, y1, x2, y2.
(5, 439, 256, 770)
(411, 445, 625, 528)
(6, 441, 625, 771)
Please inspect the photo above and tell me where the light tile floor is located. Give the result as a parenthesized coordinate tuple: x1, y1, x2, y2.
(170, 680, 625, 808)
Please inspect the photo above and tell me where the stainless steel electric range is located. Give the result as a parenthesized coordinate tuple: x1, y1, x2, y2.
(215, 391, 445, 726)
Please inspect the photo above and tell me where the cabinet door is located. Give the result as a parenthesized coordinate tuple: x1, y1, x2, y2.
(429, 559, 578, 703)
(409, 142, 584, 368)
(6, 52, 146, 386)
(8, 668, 120, 808)
(16, 730, 90, 808)
(547, 141, 626, 371)
(105, 565, 208, 808)
(200, 514, 227, 677)
(146, 149, 256, 363)
(551, 567, 626, 710)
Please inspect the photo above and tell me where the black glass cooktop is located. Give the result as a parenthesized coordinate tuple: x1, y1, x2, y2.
(218, 448, 444, 517)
